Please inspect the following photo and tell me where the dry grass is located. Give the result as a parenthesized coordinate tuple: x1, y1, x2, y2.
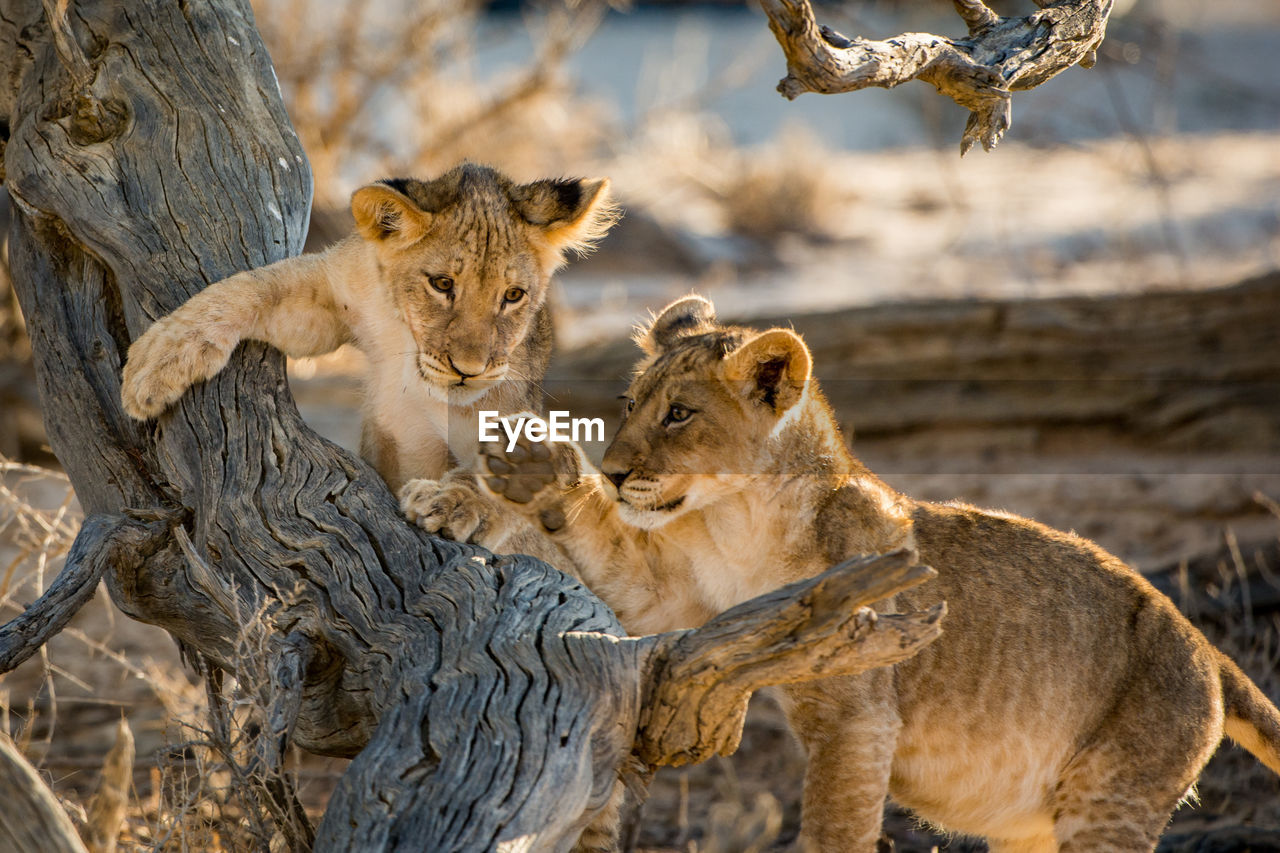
(123, 609, 316, 853)
(0, 455, 334, 852)
(605, 115, 860, 253)
(251, 0, 616, 209)
(715, 128, 856, 246)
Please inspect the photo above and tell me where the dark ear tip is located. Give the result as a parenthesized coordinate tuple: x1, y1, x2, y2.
(640, 294, 717, 354)
(659, 295, 716, 327)
(549, 180, 585, 216)
(376, 177, 416, 197)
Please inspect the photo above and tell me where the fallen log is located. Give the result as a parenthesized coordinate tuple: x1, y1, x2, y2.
(550, 272, 1280, 456)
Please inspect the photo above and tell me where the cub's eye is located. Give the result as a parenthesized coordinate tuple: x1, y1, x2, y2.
(617, 396, 635, 418)
(428, 275, 454, 294)
(503, 287, 526, 304)
(664, 404, 692, 426)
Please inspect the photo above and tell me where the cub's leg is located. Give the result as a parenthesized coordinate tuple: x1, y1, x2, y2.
(474, 417, 706, 631)
(401, 470, 494, 544)
(571, 779, 626, 853)
(1050, 668, 1220, 852)
(1051, 759, 1201, 853)
(781, 671, 901, 853)
(122, 252, 350, 418)
(475, 416, 640, 578)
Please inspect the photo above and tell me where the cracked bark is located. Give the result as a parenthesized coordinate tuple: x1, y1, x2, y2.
(0, 1, 942, 850)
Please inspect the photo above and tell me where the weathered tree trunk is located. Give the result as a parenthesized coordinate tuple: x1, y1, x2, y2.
(0, 2, 942, 849)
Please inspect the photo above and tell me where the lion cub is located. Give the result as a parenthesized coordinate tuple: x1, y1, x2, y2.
(474, 295, 1280, 852)
(121, 163, 616, 500)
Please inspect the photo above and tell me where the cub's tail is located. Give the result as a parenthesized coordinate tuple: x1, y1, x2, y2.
(1219, 650, 1280, 775)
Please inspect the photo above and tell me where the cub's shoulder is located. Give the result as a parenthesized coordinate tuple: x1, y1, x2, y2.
(812, 474, 915, 564)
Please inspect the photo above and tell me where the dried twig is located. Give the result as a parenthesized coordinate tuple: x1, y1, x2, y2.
(81, 718, 134, 853)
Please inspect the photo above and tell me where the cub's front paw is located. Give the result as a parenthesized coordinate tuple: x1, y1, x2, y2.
(399, 475, 493, 544)
(121, 317, 234, 419)
(477, 416, 580, 532)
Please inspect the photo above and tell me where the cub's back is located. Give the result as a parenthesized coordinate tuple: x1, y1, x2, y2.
(895, 501, 1216, 756)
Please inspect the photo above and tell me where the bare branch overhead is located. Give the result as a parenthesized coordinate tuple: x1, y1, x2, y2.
(759, 0, 1113, 154)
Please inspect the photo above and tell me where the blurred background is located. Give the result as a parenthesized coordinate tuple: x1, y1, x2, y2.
(2, 0, 1279, 849)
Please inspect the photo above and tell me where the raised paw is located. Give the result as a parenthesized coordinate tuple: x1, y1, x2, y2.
(399, 476, 492, 544)
(121, 316, 234, 419)
(477, 414, 580, 526)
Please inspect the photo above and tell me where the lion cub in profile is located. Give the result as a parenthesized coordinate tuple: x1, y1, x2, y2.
(474, 295, 1280, 852)
(121, 163, 616, 504)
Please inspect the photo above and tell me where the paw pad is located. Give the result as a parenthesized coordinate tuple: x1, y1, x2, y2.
(538, 507, 566, 532)
(481, 435, 558, 505)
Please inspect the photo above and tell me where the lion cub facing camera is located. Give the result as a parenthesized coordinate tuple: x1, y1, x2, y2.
(473, 295, 1280, 852)
(121, 163, 616, 497)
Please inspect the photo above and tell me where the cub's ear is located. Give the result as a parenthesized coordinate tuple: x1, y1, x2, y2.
(636, 295, 717, 357)
(351, 181, 434, 245)
(511, 177, 620, 261)
(724, 329, 812, 414)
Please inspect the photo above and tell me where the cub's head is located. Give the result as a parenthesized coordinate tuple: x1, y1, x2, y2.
(601, 295, 814, 529)
(351, 163, 617, 405)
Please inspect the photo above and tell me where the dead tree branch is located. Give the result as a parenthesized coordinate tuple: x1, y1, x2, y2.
(635, 550, 943, 767)
(759, 0, 1113, 153)
(0, 513, 170, 673)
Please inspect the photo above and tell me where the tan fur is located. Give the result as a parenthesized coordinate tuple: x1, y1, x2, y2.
(475, 294, 1280, 852)
(121, 163, 616, 497)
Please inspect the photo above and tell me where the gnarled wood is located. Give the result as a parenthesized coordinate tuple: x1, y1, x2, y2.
(0, 1, 941, 848)
(760, 0, 1113, 153)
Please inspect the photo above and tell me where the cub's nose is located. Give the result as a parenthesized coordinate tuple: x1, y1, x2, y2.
(448, 355, 486, 380)
(603, 468, 631, 490)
